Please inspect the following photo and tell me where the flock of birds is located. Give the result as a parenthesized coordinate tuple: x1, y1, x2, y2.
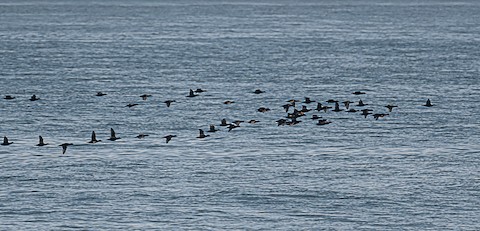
(1, 90, 434, 154)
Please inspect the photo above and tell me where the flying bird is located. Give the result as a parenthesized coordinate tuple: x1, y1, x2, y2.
(88, 131, 101, 143)
(163, 135, 177, 143)
(59, 143, 73, 154)
(1, 136, 13, 145)
(36, 136, 48, 146)
(108, 128, 121, 141)
(164, 100, 175, 107)
(424, 99, 433, 107)
(197, 129, 209, 138)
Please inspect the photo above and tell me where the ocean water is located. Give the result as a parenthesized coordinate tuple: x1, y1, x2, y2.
(1, 0, 479, 230)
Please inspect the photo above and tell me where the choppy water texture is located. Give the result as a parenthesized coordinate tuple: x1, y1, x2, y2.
(1, 0, 479, 230)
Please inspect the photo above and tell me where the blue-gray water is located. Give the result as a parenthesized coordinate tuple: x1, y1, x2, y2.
(1, 0, 479, 230)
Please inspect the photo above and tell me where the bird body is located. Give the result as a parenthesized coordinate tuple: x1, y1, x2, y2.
(36, 136, 48, 146)
(163, 135, 177, 143)
(108, 128, 121, 141)
(197, 129, 209, 138)
(1, 136, 13, 145)
(88, 131, 101, 143)
(59, 143, 73, 154)
(424, 99, 433, 107)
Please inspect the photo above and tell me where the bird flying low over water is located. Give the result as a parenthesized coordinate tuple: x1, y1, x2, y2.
(253, 89, 265, 94)
(197, 129, 209, 138)
(227, 124, 240, 132)
(220, 119, 228, 126)
(224, 100, 235, 104)
(163, 135, 177, 143)
(276, 119, 287, 126)
(164, 100, 175, 107)
(126, 103, 139, 108)
(317, 119, 332, 125)
(361, 109, 373, 118)
(59, 143, 73, 154)
(2, 136, 13, 145)
(108, 128, 121, 141)
(194, 88, 206, 93)
(187, 89, 198, 97)
(303, 97, 315, 104)
(4, 95, 15, 100)
(357, 99, 368, 106)
(342, 101, 353, 109)
(208, 124, 219, 132)
(385, 104, 398, 112)
(88, 131, 101, 143)
(30, 95, 40, 101)
(332, 102, 343, 112)
(258, 107, 270, 113)
(140, 94, 152, 100)
(424, 99, 433, 107)
(136, 134, 149, 139)
(96, 92, 107, 96)
(36, 136, 48, 146)
(352, 91, 366, 95)
(248, 120, 259, 124)
(373, 113, 389, 120)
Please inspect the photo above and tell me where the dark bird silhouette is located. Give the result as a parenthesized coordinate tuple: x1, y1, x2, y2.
(187, 89, 198, 97)
(227, 124, 240, 132)
(311, 114, 322, 120)
(357, 99, 368, 106)
(346, 108, 357, 113)
(197, 129, 209, 138)
(424, 99, 433, 107)
(4, 95, 15, 100)
(373, 113, 389, 120)
(257, 107, 270, 113)
(352, 91, 366, 95)
(88, 131, 101, 143)
(361, 109, 373, 118)
(276, 119, 287, 126)
(282, 104, 292, 113)
(126, 103, 139, 108)
(385, 104, 398, 112)
(194, 88, 207, 93)
(136, 134, 149, 139)
(164, 100, 175, 107)
(30, 95, 40, 101)
(303, 97, 315, 104)
(108, 128, 121, 141)
(1, 136, 13, 145)
(96, 92, 107, 96)
(253, 89, 265, 94)
(208, 124, 218, 132)
(332, 102, 343, 112)
(59, 143, 73, 154)
(286, 117, 302, 126)
(220, 119, 229, 126)
(140, 94, 152, 100)
(315, 103, 330, 112)
(232, 120, 244, 126)
(36, 136, 48, 146)
(248, 120, 259, 124)
(224, 100, 235, 104)
(300, 105, 311, 112)
(342, 101, 353, 109)
(317, 119, 332, 125)
(163, 135, 177, 143)
(326, 99, 338, 103)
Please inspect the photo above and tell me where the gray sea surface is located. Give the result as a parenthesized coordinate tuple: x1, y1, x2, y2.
(1, 0, 479, 230)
